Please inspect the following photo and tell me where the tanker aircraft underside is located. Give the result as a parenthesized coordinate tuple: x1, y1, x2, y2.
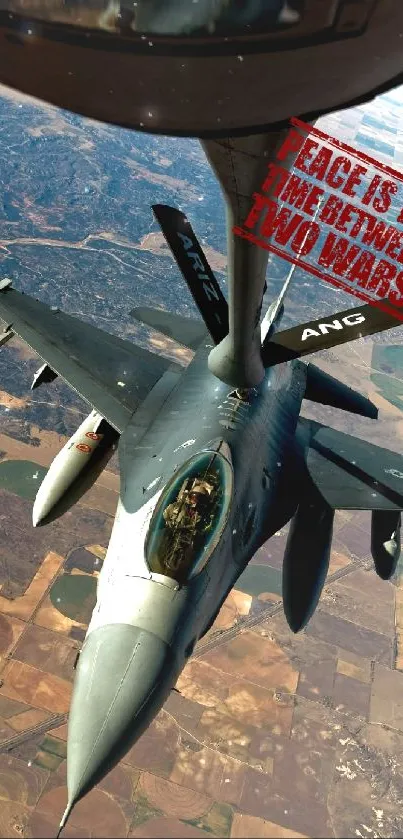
(0, 200, 402, 835)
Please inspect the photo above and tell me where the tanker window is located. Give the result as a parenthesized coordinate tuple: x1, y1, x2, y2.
(145, 449, 233, 584)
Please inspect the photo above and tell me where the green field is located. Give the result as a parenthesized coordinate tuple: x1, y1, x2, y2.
(50, 572, 97, 624)
(236, 563, 282, 598)
(371, 345, 403, 412)
(0, 460, 47, 499)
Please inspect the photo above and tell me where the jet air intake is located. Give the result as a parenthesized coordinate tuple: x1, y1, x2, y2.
(33, 410, 119, 526)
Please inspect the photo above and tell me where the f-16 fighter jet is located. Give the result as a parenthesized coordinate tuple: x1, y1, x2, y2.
(0, 200, 401, 834)
(0, 0, 403, 834)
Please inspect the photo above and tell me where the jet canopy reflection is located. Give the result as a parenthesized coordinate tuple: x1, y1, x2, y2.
(146, 448, 233, 583)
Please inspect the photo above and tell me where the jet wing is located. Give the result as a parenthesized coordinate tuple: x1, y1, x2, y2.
(0, 281, 179, 433)
(300, 418, 403, 511)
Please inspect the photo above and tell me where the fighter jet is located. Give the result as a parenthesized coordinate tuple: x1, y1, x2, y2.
(0, 196, 401, 833)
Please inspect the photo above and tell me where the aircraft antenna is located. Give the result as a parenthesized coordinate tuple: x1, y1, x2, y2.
(261, 194, 324, 342)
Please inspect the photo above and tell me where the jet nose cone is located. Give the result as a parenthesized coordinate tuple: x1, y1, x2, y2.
(66, 624, 177, 812)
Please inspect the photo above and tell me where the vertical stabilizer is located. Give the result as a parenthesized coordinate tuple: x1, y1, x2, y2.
(152, 204, 228, 345)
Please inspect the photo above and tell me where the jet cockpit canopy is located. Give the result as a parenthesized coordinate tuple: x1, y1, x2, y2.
(145, 447, 233, 584)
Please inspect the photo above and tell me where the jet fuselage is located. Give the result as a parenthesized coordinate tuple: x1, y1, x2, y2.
(65, 340, 306, 813)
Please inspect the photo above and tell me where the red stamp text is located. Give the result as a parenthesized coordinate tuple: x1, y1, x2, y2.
(233, 117, 403, 322)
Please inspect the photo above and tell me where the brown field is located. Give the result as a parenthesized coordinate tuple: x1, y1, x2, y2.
(7, 708, 52, 733)
(0, 430, 65, 467)
(208, 589, 252, 633)
(203, 632, 299, 694)
(0, 660, 72, 714)
(12, 625, 78, 683)
(0, 389, 28, 411)
(0, 614, 26, 662)
(0, 553, 64, 622)
(0, 342, 401, 837)
(139, 231, 227, 275)
(0, 485, 113, 601)
(0, 501, 399, 838)
(231, 814, 306, 838)
(79, 479, 119, 517)
(33, 596, 86, 637)
(6, 336, 39, 363)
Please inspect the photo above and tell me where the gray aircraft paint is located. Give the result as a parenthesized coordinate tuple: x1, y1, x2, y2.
(0, 134, 400, 839)
(64, 339, 305, 814)
(0, 263, 401, 838)
(62, 323, 403, 823)
(0, 5, 402, 832)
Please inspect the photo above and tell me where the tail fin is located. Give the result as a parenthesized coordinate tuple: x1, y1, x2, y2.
(152, 204, 229, 345)
(262, 303, 402, 367)
(130, 306, 207, 350)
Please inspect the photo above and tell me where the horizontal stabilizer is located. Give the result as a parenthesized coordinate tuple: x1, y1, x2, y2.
(262, 303, 402, 367)
(130, 306, 207, 350)
(300, 418, 403, 511)
(152, 204, 229, 345)
(305, 364, 378, 419)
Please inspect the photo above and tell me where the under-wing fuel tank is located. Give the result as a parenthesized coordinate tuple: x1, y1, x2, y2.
(33, 410, 119, 526)
(371, 510, 401, 580)
(282, 485, 334, 633)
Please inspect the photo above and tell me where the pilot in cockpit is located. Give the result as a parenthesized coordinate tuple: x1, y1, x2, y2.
(163, 477, 214, 532)
(150, 461, 224, 579)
